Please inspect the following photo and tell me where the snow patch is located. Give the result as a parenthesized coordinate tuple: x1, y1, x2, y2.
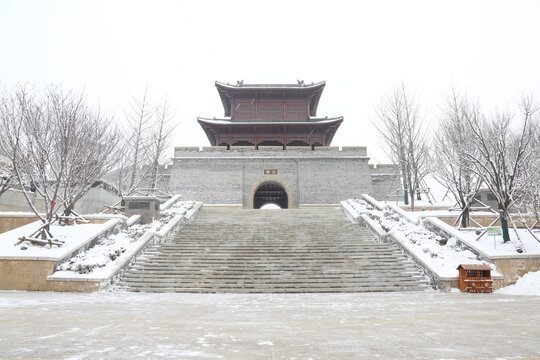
(497, 271, 540, 296)
(0, 220, 114, 260)
(458, 229, 540, 256)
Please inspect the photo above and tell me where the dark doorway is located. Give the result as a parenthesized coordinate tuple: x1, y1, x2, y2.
(253, 182, 288, 209)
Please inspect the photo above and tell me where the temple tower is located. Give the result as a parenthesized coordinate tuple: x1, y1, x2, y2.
(168, 81, 398, 208)
(198, 81, 342, 149)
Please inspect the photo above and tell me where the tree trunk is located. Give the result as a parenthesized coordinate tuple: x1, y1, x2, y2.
(403, 188, 409, 205)
(409, 184, 415, 211)
(461, 207, 469, 228)
(500, 214, 511, 243)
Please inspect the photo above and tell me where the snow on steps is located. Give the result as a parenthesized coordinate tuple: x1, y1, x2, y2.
(117, 207, 431, 293)
(342, 195, 505, 291)
(47, 201, 203, 285)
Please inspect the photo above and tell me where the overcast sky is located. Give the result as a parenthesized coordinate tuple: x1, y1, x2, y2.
(1, 0, 539, 163)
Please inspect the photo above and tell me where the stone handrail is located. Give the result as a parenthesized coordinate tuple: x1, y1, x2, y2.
(47, 202, 204, 285)
(341, 200, 454, 290)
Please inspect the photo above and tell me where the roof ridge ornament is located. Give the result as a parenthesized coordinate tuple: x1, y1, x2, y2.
(297, 79, 305, 86)
(236, 80, 244, 87)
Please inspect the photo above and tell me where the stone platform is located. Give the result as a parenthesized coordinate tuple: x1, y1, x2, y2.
(168, 146, 399, 208)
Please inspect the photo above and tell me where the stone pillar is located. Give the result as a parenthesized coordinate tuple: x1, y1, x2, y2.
(124, 196, 162, 224)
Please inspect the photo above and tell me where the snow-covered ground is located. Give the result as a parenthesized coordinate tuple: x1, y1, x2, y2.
(260, 203, 280, 210)
(497, 271, 540, 296)
(0, 220, 114, 260)
(459, 228, 540, 256)
(0, 291, 539, 359)
(344, 198, 495, 278)
(53, 201, 195, 279)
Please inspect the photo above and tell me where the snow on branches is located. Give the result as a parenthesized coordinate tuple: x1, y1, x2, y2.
(115, 86, 176, 198)
(432, 90, 483, 227)
(461, 95, 540, 243)
(373, 82, 430, 210)
(0, 85, 119, 240)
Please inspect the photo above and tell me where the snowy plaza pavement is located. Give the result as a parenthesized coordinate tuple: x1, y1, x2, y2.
(1, 291, 539, 359)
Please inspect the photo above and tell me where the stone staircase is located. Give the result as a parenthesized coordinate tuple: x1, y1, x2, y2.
(117, 207, 431, 293)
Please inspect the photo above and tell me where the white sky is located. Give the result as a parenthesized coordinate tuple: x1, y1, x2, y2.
(1, 0, 539, 163)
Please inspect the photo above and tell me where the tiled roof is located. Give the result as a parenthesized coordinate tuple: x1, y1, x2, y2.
(456, 264, 492, 271)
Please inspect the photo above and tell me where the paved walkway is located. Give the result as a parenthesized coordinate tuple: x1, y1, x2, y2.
(0, 291, 539, 359)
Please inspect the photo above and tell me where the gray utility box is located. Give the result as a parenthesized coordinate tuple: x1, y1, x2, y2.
(124, 196, 162, 224)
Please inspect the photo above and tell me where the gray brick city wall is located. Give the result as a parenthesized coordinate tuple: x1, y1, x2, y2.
(369, 164, 401, 202)
(168, 147, 398, 207)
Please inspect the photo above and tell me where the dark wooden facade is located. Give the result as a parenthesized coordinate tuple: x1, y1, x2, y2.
(198, 81, 343, 149)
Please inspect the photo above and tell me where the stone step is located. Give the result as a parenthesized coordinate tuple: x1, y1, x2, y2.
(118, 278, 429, 287)
(127, 264, 418, 271)
(139, 253, 408, 259)
(118, 285, 430, 294)
(117, 207, 431, 293)
(118, 281, 427, 290)
(121, 274, 424, 281)
(145, 249, 401, 254)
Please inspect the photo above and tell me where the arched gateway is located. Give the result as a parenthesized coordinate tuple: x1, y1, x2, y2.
(250, 180, 290, 209)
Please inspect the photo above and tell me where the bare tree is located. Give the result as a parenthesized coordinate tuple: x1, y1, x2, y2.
(52, 92, 120, 214)
(516, 109, 540, 228)
(374, 82, 430, 210)
(0, 85, 119, 243)
(0, 133, 13, 198)
(463, 96, 539, 243)
(146, 97, 176, 195)
(0, 167, 11, 198)
(0, 85, 38, 214)
(114, 88, 176, 199)
(123, 86, 154, 195)
(432, 90, 482, 227)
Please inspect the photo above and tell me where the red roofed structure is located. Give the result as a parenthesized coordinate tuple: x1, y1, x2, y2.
(198, 81, 343, 149)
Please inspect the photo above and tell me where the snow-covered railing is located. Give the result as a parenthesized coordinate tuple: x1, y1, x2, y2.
(360, 194, 419, 224)
(161, 194, 182, 210)
(342, 200, 447, 289)
(387, 203, 420, 225)
(107, 201, 203, 286)
(125, 215, 141, 227)
(360, 194, 384, 210)
(48, 202, 203, 286)
(422, 217, 490, 260)
(55, 218, 125, 267)
(341, 197, 505, 290)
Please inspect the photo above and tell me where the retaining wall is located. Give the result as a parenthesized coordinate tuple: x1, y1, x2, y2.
(0, 187, 121, 214)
